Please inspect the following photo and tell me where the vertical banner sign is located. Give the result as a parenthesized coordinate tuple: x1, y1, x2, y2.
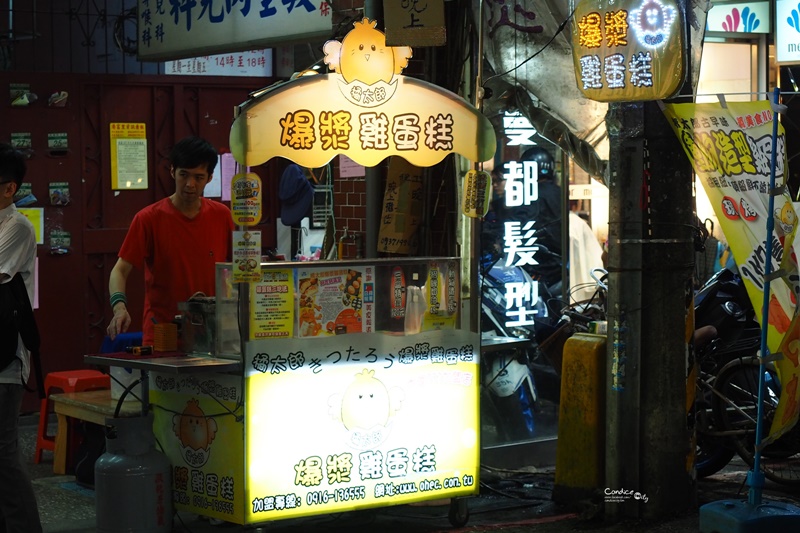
(378, 158, 424, 254)
(110, 123, 148, 190)
(462, 170, 491, 219)
(232, 230, 262, 283)
(571, 0, 685, 102)
(421, 259, 460, 331)
(501, 160, 540, 329)
(662, 101, 800, 441)
(231, 172, 263, 226)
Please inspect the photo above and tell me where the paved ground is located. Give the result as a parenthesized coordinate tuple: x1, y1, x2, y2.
(19, 414, 800, 533)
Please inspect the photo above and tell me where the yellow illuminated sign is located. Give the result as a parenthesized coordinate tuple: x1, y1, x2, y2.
(231, 172, 262, 226)
(150, 372, 245, 524)
(571, 0, 684, 102)
(244, 330, 480, 523)
(230, 18, 495, 168)
(462, 170, 491, 219)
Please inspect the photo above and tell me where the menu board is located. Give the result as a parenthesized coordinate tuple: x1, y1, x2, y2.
(297, 266, 375, 337)
(249, 269, 295, 338)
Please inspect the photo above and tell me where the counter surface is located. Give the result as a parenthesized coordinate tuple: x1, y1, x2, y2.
(84, 352, 241, 374)
(480, 335, 533, 353)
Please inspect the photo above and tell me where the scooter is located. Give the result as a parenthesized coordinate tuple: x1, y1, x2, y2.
(479, 246, 563, 441)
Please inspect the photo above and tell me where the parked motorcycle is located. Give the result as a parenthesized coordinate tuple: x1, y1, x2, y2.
(545, 263, 762, 479)
(479, 243, 563, 442)
(693, 266, 761, 478)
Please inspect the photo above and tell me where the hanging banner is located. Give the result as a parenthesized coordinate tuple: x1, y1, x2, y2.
(662, 100, 800, 441)
(230, 172, 263, 226)
(229, 18, 496, 169)
(378, 158, 424, 254)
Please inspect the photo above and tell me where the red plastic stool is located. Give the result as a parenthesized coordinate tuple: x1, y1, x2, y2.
(34, 369, 110, 465)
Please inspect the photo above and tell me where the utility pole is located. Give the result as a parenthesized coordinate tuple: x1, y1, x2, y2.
(605, 99, 696, 519)
(364, 0, 383, 258)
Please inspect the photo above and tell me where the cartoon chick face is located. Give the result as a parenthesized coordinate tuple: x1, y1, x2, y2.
(173, 398, 218, 451)
(340, 369, 392, 430)
(776, 202, 797, 232)
(323, 18, 412, 85)
(630, 0, 676, 48)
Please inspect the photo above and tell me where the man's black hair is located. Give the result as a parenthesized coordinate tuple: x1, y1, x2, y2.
(169, 136, 218, 174)
(0, 142, 27, 188)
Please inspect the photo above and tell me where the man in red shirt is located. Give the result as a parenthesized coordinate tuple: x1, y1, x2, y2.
(106, 136, 234, 346)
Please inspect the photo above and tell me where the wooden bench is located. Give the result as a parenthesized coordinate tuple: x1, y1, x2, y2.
(49, 389, 142, 475)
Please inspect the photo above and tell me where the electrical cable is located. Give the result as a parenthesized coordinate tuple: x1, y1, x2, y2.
(112, 7, 138, 56)
(481, 8, 576, 89)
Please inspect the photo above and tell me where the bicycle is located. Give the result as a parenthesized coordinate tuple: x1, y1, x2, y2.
(711, 355, 800, 486)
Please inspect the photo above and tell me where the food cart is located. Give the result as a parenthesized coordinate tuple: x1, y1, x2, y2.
(89, 19, 496, 528)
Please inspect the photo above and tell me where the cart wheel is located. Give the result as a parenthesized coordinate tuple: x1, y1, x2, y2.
(448, 498, 469, 528)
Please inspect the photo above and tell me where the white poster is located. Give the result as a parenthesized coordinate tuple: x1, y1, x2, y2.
(777, 0, 800, 64)
(138, 0, 331, 61)
(164, 50, 273, 77)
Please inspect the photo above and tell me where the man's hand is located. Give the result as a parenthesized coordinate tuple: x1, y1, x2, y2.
(107, 303, 131, 340)
(107, 258, 133, 340)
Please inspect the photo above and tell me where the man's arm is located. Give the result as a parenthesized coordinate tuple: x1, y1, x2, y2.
(107, 257, 134, 340)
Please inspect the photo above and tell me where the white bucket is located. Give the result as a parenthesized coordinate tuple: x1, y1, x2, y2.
(110, 366, 144, 402)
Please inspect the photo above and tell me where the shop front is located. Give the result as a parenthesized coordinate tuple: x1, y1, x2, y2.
(89, 19, 497, 528)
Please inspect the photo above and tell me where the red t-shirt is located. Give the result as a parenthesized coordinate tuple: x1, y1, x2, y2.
(119, 197, 234, 345)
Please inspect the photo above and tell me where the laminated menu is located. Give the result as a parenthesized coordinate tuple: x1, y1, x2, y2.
(421, 259, 459, 331)
(297, 266, 375, 337)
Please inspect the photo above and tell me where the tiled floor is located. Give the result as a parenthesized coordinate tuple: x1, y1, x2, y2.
(19, 415, 97, 532)
(17, 413, 800, 533)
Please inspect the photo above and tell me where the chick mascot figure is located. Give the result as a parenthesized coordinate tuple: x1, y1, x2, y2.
(328, 369, 405, 449)
(323, 18, 412, 106)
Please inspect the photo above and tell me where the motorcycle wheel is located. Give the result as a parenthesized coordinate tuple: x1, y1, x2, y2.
(694, 365, 736, 477)
(695, 434, 736, 478)
(712, 357, 800, 486)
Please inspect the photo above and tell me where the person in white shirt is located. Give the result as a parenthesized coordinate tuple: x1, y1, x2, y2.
(0, 142, 42, 533)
